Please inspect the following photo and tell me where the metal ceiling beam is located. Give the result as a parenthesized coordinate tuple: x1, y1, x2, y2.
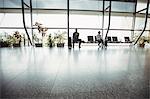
(78, 0, 136, 2)
(134, 0, 149, 45)
(105, 6, 110, 11)
(30, 0, 34, 45)
(105, 0, 111, 40)
(102, 0, 105, 38)
(131, 0, 137, 41)
(136, 8, 147, 13)
(0, 8, 149, 17)
(67, 0, 70, 47)
(24, 2, 30, 8)
(21, 0, 32, 46)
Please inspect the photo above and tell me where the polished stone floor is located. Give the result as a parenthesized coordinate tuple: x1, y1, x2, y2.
(0, 46, 149, 99)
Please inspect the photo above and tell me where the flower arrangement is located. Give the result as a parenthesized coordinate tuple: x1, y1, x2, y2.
(12, 31, 22, 46)
(33, 22, 48, 37)
(33, 22, 48, 47)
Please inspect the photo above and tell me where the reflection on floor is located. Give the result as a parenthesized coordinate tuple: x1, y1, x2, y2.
(0, 46, 149, 99)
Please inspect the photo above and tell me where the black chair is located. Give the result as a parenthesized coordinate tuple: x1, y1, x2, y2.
(107, 36, 112, 43)
(124, 37, 131, 43)
(95, 36, 97, 43)
(68, 37, 72, 47)
(112, 36, 119, 43)
(87, 36, 94, 43)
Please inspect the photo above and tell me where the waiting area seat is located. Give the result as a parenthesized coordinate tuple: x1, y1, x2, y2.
(112, 36, 120, 43)
(107, 36, 112, 43)
(95, 36, 98, 43)
(85, 36, 132, 43)
(124, 37, 132, 43)
(107, 36, 132, 43)
(87, 36, 94, 43)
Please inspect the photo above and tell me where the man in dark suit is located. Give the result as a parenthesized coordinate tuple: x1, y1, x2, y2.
(73, 28, 81, 48)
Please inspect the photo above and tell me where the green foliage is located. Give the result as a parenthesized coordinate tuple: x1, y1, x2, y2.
(54, 31, 67, 44)
(0, 31, 22, 47)
(133, 34, 150, 45)
(47, 34, 56, 47)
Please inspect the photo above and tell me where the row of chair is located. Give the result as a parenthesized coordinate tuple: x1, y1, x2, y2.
(87, 36, 132, 43)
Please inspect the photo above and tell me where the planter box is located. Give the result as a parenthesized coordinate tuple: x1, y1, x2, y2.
(13, 43, 21, 47)
(57, 43, 64, 47)
(139, 43, 145, 48)
(49, 43, 55, 47)
(0, 42, 11, 47)
(35, 43, 43, 47)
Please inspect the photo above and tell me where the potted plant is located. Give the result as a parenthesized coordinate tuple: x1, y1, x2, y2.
(0, 39, 11, 47)
(33, 34, 43, 47)
(54, 31, 67, 47)
(47, 34, 56, 47)
(12, 31, 22, 47)
(0, 33, 12, 47)
(33, 22, 48, 47)
(0, 31, 22, 47)
(133, 34, 150, 48)
(138, 36, 150, 48)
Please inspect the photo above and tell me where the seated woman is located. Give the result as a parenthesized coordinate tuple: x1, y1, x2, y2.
(96, 31, 103, 47)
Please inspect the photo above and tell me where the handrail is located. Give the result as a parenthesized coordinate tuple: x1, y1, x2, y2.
(134, 0, 149, 45)
(21, 0, 32, 45)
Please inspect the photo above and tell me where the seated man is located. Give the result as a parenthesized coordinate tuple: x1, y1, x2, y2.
(73, 28, 81, 48)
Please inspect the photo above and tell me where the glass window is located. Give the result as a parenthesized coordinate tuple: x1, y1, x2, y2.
(136, 1, 147, 13)
(33, 14, 67, 28)
(135, 17, 145, 30)
(112, 1, 135, 13)
(34, 0, 67, 9)
(134, 31, 149, 38)
(70, 0, 102, 11)
(0, 0, 4, 8)
(70, 14, 102, 29)
(4, 0, 21, 8)
(149, 7, 150, 14)
(103, 15, 133, 29)
(0, 13, 24, 27)
(147, 18, 150, 30)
